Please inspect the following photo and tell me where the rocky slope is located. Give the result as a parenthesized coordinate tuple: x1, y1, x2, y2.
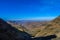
(35, 16, 60, 40)
(8, 20, 49, 37)
(0, 18, 32, 40)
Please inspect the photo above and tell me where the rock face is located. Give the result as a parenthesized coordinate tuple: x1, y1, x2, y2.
(0, 18, 32, 40)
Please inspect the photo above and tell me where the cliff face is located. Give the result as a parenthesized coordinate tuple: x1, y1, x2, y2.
(0, 18, 32, 40)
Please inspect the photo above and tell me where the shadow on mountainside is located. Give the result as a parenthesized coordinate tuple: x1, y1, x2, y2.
(0, 18, 57, 40)
(0, 18, 32, 40)
(33, 34, 57, 40)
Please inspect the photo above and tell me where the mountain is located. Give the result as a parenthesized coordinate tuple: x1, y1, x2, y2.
(0, 18, 55, 40)
(8, 20, 49, 37)
(35, 16, 60, 40)
(0, 17, 59, 40)
(0, 18, 32, 40)
(1, 15, 60, 40)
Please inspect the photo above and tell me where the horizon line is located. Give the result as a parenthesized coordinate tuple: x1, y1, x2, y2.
(6, 16, 57, 21)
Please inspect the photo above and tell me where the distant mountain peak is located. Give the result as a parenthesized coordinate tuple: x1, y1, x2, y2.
(0, 18, 4, 21)
(0, 18, 7, 25)
(56, 15, 60, 19)
(52, 16, 60, 22)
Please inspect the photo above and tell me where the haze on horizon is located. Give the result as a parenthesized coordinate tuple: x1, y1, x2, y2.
(0, 0, 60, 20)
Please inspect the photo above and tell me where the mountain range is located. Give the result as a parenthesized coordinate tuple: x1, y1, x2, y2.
(0, 16, 60, 40)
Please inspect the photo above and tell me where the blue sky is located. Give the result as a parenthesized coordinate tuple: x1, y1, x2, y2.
(0, 0, 60, 20)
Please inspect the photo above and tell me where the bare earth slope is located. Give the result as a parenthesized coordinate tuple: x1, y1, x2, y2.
(35, 16, 60, 40)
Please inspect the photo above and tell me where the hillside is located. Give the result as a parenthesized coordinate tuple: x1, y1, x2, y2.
(8, 20, 49, 37)
(35, 16, 60, 40)
(0, 18, 32, 40)
(1, 16, 60, 40)
(0, 17, 59, 40)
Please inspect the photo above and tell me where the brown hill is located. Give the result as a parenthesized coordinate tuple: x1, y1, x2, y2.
(7, 20, 49, 37)
(35, 16, 60, 39)
(22, 21, 48, 37)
